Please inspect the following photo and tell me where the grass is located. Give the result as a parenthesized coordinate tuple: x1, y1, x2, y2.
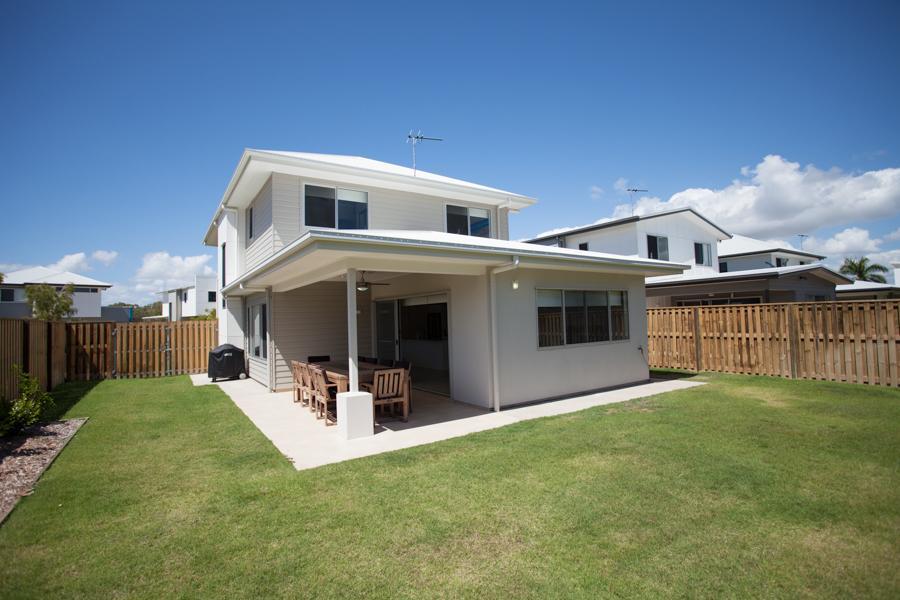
(1, 373, 899, 598)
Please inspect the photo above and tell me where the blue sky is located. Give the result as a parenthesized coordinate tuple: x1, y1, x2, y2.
(2, 0, 899, 303)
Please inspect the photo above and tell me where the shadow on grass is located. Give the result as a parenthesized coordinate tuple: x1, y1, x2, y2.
(44, 380, 100, 421)
(650, 368, 700, 381)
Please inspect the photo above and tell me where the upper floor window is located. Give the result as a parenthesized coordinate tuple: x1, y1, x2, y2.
(247, 207, 254, 241)
(0, 289, 14, 302)
(719, 261, 728, 272)
(208, 291, 216, 302)
(776, 257, 788, 267)
(182, 292, 188, 302)
(578, 242, 589, 251)
(647, 235, 669, 260)
(305, 185, 368, 230)
(221, 243, 226, 286)
(694, 242, 712, 266)
(446, 205, 490, 237)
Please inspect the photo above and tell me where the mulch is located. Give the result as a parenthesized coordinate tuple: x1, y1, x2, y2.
(0, 418, 87, 525)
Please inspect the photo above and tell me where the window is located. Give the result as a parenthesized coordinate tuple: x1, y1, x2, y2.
(248, 303, 267, 359)
(647, 235, 669, 260)
(694, 242, 712, 266)
(304, 185, 368, 229)
(537, 289, 628, 347)
(446, 205, 491, 237)
(247, 207, 254, 240)
(776, 257, 788, 267)
(0, 289, 13, 302)
(221, 242, 226, 287)
(182, 292, 188, 303)
(719, 261, 728, 272)
(578, 242, 589, 251)
(208, 291, 216, 302)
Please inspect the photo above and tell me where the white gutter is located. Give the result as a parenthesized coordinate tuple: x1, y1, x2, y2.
(488, 256, 520, 412)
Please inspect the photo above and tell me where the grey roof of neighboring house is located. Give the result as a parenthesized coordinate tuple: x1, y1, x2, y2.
(718, 234, 825, 260)
(526, 208, 732, 244)
(646, 263, 851, 288)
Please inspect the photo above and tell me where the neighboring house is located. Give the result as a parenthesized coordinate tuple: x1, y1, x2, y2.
(526, 208, 731, 278)
(0, 266, 111, 319)
(159, 276, 217, 321)
(526, 209, 851, 306)
(836, 263, 900, 300)
(718, 234, 824, 272)
(201, 149, 684, 410)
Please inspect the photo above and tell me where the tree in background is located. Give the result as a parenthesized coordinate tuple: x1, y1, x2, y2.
(839, 257, 889, 283)
(25, 283, 75, 320)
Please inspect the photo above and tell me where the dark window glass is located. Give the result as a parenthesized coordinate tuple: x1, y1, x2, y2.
(338, 199, 368, 229)
(648, 235, 669, 260)
(578, 242, 589, 251)
(719, 262, 728, 272)
(610, 291, 628, 340)
(208, 291, 216, 302)
(446, 205, 469, 235)
(776, 257, 788, 267)
(221, 243, 226, 286)
(247, 207, 254, 239)
(0, 289, 13, 302)
(469, 208, 490, 238)
(305, 185, 336, 228)
(261, 304, 267, 359)
(564, 291, 587, 344)
(586, 291, 610, 342)
(694, 242, 705, 265)
(536, 290, 563, 347)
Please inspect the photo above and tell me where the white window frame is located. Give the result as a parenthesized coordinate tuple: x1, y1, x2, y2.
(535, 287, 630, 349)
(247, 300, 268, 360)
(646, 234, 669, 261)
(444, 203, 493, 238)
(302, 183, 368, 230)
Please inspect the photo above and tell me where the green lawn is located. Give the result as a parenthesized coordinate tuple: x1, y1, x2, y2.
(1, 374, 899, 598)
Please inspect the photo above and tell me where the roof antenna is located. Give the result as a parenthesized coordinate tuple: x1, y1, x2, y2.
(797, 234, 809, 250)
(406, 130, 443, 175)
(626, 188, 648, 216)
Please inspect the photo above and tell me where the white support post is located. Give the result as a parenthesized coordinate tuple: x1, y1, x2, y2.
(346, 268, 358, 393)
(337, 267, 373, 440)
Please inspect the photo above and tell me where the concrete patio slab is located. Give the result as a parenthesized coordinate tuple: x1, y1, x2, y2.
(189, 374, 704, 470)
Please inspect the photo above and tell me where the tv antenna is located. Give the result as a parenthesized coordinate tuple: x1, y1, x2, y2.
(406, 130, 442, 175)
(626, 188, 648, 216)
(797, 234, 809, 250)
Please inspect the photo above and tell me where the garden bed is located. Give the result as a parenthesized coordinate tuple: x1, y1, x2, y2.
(0, 418, 86, 524)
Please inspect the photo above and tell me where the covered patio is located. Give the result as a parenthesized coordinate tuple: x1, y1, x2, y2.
(191, 373, 703, 470)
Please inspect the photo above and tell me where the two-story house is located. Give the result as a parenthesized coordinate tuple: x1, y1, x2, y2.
(717, 234, 825, 272)
(159, 276, 217, 321)
(526, 208, 850, 306)
(0, 266, 111, 319)
(202, 150, 684, 411)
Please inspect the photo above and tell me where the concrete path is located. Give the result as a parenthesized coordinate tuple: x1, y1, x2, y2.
(190, 374, 703, 470)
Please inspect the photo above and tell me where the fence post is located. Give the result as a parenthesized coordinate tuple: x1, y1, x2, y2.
(165, 326, 172, 376)
(693, 307, 702, 372)
(111, 327, 118, 378)
(788, 304, 800, 380)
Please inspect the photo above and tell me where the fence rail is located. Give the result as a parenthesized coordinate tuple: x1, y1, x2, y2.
(647, 300, 900, 387)
(0, 319, 218, 400)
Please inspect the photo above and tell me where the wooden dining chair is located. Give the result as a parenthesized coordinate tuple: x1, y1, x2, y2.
(291, 361, 305, 404)
(299, 363, 316, 412)
(310, 366, 338, 425)
(362, 368, 408, 422)
(308, 355, 331, 363)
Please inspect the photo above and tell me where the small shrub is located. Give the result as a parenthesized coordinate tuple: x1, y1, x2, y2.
(0, 365, 55, 436)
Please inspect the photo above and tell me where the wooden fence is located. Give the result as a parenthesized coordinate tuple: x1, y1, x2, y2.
(647, 300, 900, 387)
(0, 319, 218, 400)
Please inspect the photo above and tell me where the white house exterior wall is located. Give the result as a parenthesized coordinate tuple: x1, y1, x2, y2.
(634, 215, 718, 276)
(493, 269, 649, 407)
(565, 224, 639, 256)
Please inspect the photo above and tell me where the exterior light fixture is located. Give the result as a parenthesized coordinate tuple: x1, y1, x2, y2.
(512, 280, 519, 290)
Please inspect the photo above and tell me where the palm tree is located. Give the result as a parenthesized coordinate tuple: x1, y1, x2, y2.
(839, 257, 889, 283)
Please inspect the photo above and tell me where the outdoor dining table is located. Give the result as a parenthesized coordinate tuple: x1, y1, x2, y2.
(312, 360, 391, 393)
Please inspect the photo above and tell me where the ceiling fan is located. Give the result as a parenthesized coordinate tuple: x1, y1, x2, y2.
(356, 271, 390, 292)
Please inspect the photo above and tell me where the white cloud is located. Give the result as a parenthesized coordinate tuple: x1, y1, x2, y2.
(112, 251, 215, 304)
(610, 155, 900, 238)
(885, 227, 900, 241)
(92, 250, 118, 266)
(589, 185, 604, 200)
(48, 252, 91, 273)
(0, 263, 28, 274)
(805, 227, 881, 255)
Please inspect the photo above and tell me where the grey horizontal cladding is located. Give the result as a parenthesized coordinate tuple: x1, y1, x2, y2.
(248, 356, 268, 387)
(271, 173, 301, 252)
(245, 178, 275, 271)
(367, 187, 444, 231)
(271, 282, 372, 391)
